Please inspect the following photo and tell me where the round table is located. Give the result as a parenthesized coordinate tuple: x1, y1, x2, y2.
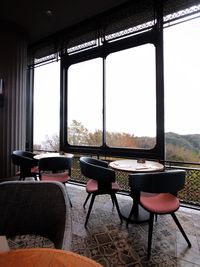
(34, 152, 74, 160)
(109, 159, 164, 173)
(0, 248, 103, 267)
(109, 159, 164, 223)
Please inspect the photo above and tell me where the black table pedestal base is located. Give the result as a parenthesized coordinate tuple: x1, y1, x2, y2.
(121, 203, 150, 224)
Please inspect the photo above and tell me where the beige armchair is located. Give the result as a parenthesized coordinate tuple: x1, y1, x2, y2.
(0, 181, 71, 250)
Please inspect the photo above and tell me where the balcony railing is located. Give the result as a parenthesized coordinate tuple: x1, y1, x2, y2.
(165, 160, 200, 206)
(70, 155, 200, 207)
(33, 150, 200, 207)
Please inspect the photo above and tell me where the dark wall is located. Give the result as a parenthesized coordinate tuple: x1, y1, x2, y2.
(0, 22, 28, 178)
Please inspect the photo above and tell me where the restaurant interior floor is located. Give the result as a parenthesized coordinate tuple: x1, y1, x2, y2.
(67, 183, 200, 267)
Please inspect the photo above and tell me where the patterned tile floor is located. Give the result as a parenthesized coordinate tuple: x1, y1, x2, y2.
(67, 183, 200, 267)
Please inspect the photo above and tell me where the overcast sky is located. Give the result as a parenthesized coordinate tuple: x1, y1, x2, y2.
(34, 15, 200, 144)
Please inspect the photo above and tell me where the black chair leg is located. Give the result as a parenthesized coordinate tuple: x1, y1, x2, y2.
(171, 213, 191, 247)
(147, 213, 154, 260)
(111, 193, 123, 224)
(85, 194, 96, 227)
(111, 196, 115, 209)
(126, 202, 135, 227)
(83, 193, 91, 208)
(65, 186, 72, 208)
(68, 197, 73, 208)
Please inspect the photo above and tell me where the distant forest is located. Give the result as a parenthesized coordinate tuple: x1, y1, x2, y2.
(165, 132, 200, 162)
(34, 120, 200, 163)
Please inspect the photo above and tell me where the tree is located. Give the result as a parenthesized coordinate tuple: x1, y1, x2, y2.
(106, 132, 137, 148)
(33, 120, 200, 164)
(41, 134, 59, 151)
(88, 130, 102, 146)
(68, 120, 90, 145)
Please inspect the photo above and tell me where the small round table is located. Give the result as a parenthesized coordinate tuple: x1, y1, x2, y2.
(109, 159, 164, 223)
(0, 248, 103, 267)
(34, 152, 74, 160)
(109, 159, 164, 173)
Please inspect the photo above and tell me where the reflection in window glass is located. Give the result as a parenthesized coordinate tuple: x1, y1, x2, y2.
(33, 61, 60, 151)
(67, 58, 103, 146)
(164, 17, 200, 162)
(106, 44, 156, 149)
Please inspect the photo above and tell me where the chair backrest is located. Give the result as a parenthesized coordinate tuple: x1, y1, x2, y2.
(39, 157, 72, 174)
(12, 150, 38, 166)
(0, 181, 71, 249)
(129, 169, 186, 194)
(80, 157, 115, 193)
(11, 150, 38, 178)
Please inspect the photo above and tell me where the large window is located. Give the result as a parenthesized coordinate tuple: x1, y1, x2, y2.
(32, 0, 167, 159)
(106, 44, 156, 149)
(67, 58, 103, 146)
(65, 41, 158, 156)
(33, 61, 60, 151)
(164, 16, 200, 162)
(31, 1, 200, 163)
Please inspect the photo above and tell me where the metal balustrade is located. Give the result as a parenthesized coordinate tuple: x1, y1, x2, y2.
(70, 156, 200, 207)
(33, 151, 200, 207)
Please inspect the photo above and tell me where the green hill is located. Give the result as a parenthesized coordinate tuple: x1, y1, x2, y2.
(165, 132, 200, 162)
(165, 132, 200, 153)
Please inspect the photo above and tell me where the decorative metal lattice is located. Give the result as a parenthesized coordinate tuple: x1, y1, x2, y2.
(67, 40, 97, 54)
(71, 156, 200, 206)
(105, 21, 154, 41)
(164, 4, 200, 23)
(71, 157, 88, 184)
(179, 169, 200, 205)
(34, 54, 57, 65)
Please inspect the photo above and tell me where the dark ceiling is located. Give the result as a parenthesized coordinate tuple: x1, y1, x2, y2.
(1, 0, 128, 45)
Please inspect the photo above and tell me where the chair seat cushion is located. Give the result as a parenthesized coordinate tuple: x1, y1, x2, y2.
(31, 166, 39, 174)
(0, 248, 103, 267)
(86, 179, 120, 193)
(16, 166, 39, 177)
(140, 192, 179, 214)
(41, 171, 70, 183)
(7, 234, 55, 250)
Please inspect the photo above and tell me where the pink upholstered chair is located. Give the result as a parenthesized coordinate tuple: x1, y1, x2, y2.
(128, 170, 191, 259)
(39, 157, 72, 207)
(80, 156, 122, 227)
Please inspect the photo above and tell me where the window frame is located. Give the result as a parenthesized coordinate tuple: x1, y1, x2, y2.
(60, 29, 164, 160)
(28, 1, 200, 162)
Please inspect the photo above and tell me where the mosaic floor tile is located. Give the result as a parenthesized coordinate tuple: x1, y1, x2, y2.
(67, 184, 200, 267)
